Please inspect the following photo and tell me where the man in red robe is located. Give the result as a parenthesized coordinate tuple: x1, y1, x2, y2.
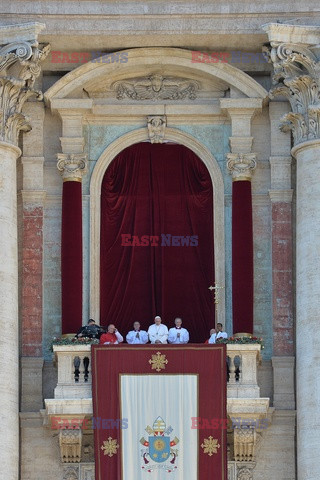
(99, 324, 123, 344)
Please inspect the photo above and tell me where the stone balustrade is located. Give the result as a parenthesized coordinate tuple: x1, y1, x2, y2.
(47, 343, 264, 403)
(227, 344, 261, 398)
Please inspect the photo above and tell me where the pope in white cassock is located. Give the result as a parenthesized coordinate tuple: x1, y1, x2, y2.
(208, 322, 228, 344)
(126, 321, 148, 344)
(147, 316, 168, 344)
(168, 317, 189, 344)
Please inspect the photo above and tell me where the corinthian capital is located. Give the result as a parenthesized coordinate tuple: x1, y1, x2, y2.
(226, 153, 257, 181)
(0, 23, 50, 145)
(262, 24, 320, 146)
(57, 153, 88, 182)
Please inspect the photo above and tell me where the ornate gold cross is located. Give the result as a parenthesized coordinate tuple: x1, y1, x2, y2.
(208, 283, 224, 305)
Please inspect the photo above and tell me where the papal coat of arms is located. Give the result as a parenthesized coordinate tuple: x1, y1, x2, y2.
(140, 416, 179, 473)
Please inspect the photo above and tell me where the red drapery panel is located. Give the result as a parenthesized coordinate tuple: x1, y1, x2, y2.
(92, 344, 227, 480)
(100, 143, 214, 342)
(232, 180, 254, 334)
(61, 181, 83, 333)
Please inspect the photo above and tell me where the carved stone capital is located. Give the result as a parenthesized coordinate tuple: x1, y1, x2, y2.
(59, 428, 82, 463)
(57, 153, 88, 182)
(0, 25, 50, 145)
(226, 153, 257, 181)
(147, 115, 167, 144)
(263, 40, 320, 145)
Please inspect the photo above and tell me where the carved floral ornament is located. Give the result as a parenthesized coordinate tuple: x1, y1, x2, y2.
(263, 42, 320, 145)
(0, 39, 50, 145)
(113, 74, 200, 101)
(226, 153, 257, 181)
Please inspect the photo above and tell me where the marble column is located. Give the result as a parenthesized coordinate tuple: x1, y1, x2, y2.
(220, 99, 262, 335)
(57, 153, 87, 334)
(0, 23, 49, 480)
(227, 153, 256, 335)
(0, 141, 22, 479)
(264, 23, 320, 480)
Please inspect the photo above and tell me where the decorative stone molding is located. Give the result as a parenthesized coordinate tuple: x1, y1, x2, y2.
(0, 24, 50, 145)
(63, 464, 95, 480)
(59, 428, 83, 463)
(63, 466, 79, 480)
(147, 115, 166, 143)
(234, 427, 256, 462)
(57, 153, 88, 182)
(263, 25, 320, 146)
(269, 189, 293, 203)
(228, 461, 256, 480)
(113, 74, 200, 101)
(237, 465, 255, 480)
(229, 137, 253, 154)
(226, 153, 257, 181)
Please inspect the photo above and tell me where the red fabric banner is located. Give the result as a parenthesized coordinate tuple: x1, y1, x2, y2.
(92, 344, 227, 480)
(61, 181, 83, 333)
(100, 143, 215, 342)
(232, 180, 254, 334)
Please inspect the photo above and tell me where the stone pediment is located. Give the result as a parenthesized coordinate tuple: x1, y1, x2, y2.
(44, 47, 268, 104)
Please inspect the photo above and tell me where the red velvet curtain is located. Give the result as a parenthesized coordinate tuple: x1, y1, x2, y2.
(61, 181, 83, 334)
(100, 143, 214, 342)
(232, 180, 254, 334)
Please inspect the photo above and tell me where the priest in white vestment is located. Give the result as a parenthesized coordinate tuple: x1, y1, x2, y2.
(126, 321, 148, 344)
(168, 317, 189, 344)
(208, 322, 228, 344)
(147, 316, 168, 344)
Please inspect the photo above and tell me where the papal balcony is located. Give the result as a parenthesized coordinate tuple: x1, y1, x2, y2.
(43, 343, 270, 472)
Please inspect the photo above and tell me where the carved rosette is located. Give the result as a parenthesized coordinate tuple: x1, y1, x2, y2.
(59, 428, 83, 463)
(147, 115, 167, 143)
(264, 42, 320, 145)
(57, 153, 88, 182)
(0, 38, 50, 145)
(226, 153, 257, 181)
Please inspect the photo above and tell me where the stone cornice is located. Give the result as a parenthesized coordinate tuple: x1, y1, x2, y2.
(262, 23, 320, 46)
(0, 22, 50, 145)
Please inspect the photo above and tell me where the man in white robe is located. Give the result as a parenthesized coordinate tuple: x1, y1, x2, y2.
(126, 321, 148, 344)
(208, 323, 228, 344)
(168, 317, 189, 344)
(147, 316, 168, 344)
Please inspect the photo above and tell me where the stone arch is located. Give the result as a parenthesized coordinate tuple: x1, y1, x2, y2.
(45, 47, 268, 102)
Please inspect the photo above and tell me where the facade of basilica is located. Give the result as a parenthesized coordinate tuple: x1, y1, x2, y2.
(0, 2, 320, 479)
